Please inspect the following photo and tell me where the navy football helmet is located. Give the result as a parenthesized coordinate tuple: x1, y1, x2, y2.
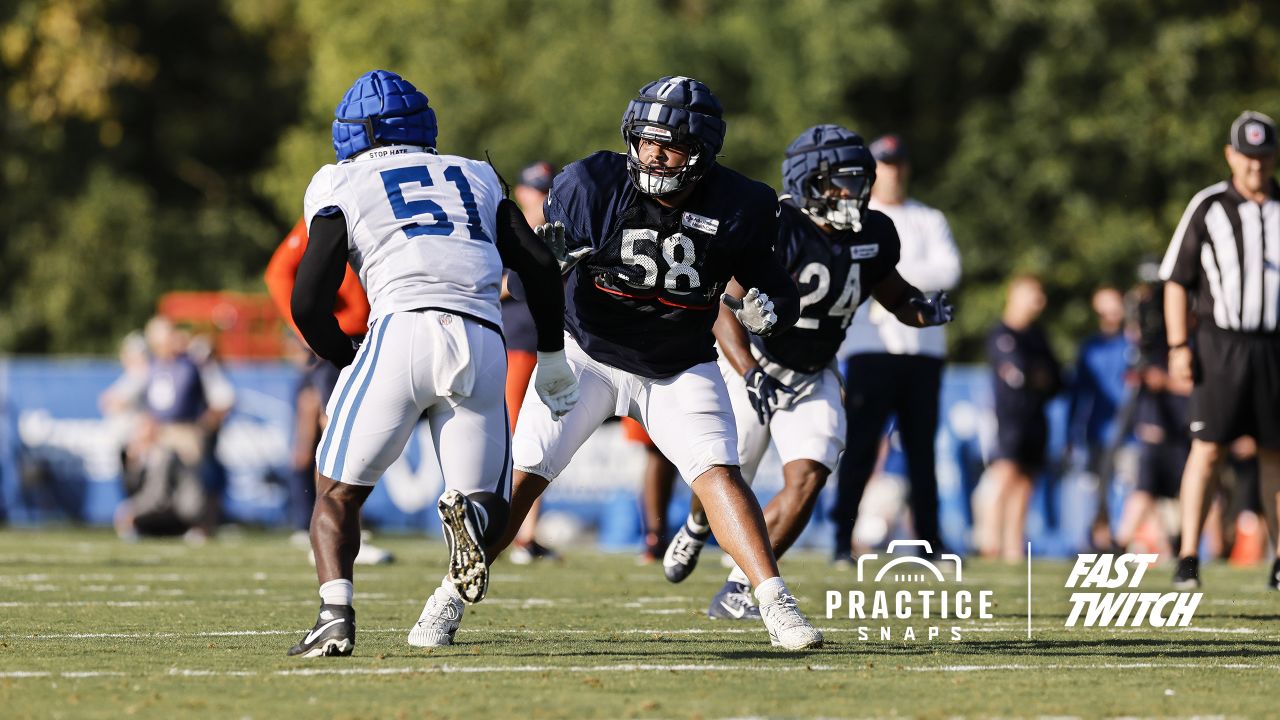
(782, 124, 875, 232)
(332, 70, 438, 161)
(620, 76, 727, 198)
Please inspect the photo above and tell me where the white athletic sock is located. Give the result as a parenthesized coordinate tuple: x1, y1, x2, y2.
(754, 576, 788, 605)
(439, 575, 462, 600)
(319, 578, 353, 606)
(727, 564, 750, 586)
(687, 514, 710, 535)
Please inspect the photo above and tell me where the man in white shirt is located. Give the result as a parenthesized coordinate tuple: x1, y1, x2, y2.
(833, 134, 962, 560)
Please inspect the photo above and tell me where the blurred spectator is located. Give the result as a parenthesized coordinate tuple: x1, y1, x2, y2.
(264, 221, 392, 565)
(1161, 110, 1280, 589)
(507, 161, 560, 565)
(114, 317, 227, 541)
(1113, 277, 1192, 554)
(187, 333, 235, 528)
(1065, 286, 1133, 547)
(979, 275, 1062, 561)
(835, 133, 961, 559)
(99, 331, 150, 465)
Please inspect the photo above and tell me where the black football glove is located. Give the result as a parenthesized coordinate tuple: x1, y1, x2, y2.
(910, 290, 955, 327)
(744, 367, 797, 425)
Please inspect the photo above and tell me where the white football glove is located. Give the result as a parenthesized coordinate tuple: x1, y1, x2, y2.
(534, 350, 579, 420)
(721, 287, 778, 336)
(534, 221, 590, 273)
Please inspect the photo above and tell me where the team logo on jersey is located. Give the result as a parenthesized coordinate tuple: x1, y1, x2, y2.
(826, 540, 995, 641)
(1065, 554, 1202, 628)
(850, 244, 879, 259)
(681, 211, 720, 235)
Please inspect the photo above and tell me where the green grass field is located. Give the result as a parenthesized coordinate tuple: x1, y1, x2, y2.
(0, 528, 1275, 719)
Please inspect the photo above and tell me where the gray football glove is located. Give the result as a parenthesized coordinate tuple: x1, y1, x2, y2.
(721, 287, 778, 336)
(534, 221, 589, 273)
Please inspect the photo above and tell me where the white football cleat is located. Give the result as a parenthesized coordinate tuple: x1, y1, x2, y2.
(759, 590, 823, 650)
(438, 489, 489, 603)
(407, 583, 465, 648)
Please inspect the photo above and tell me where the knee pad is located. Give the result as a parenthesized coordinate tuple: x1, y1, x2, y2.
(469, 491, 510, 546)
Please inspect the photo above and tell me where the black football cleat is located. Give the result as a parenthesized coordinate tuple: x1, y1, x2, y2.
(1268, 558, 1280, 590)
(1172, 556, 1201, 590)
(662, 520, 710, 583)
(287, 603, 355, 658)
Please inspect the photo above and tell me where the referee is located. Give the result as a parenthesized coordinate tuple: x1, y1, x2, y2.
(1161, 110, 1280, 589)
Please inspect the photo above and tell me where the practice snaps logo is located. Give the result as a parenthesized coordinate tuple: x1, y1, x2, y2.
(1064, 554, 1202, 628)
(826, 540, 995, 641)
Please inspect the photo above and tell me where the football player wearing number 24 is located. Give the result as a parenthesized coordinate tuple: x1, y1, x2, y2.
(666, 125, 955, 622)
(417, 75, 826, 651)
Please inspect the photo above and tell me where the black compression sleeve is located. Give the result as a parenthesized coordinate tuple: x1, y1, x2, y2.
(292, 212, 357, 368)
(494, 198, 565, 352)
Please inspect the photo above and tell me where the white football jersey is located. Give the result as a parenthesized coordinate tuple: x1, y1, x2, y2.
(303, 146, 505, 328)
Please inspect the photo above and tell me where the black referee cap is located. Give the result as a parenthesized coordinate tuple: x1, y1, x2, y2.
(1230, 111, 1277, 157)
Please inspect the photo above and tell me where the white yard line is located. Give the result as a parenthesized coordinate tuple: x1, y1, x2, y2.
(4, 660, 1277, 680)
(0, 671, 126, 678)
(11, 625, 1267, 640)
(910, 662, 1280, 672)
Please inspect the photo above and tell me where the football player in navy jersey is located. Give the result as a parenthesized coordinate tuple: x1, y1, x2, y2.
(662, 125, 954, 620)
(411, 75, 824, 650)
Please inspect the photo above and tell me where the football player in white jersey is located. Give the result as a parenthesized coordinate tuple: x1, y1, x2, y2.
(286, 70, 579, 658)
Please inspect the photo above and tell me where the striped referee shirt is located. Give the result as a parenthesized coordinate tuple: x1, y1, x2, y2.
(1159, 178, 1280, 333)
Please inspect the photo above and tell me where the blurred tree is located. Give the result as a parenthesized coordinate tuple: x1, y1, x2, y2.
(0, 0, 307, 353)
(3, 0, 1278, 359)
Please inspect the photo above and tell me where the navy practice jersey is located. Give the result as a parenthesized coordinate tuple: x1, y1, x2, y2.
(547, 151, 789, 378)
(755, 201, 902, 373)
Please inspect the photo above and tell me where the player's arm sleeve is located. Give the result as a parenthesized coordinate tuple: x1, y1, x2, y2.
(495, 198, 565, 352)
(292, 209, 357, 368)
(732, 201, 800, 331)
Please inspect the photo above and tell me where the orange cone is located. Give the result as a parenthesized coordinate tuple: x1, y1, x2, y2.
(1229, 510, 1266, 566)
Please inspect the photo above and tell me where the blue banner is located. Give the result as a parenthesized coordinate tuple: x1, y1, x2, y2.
(0, 358, 1101, 556)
